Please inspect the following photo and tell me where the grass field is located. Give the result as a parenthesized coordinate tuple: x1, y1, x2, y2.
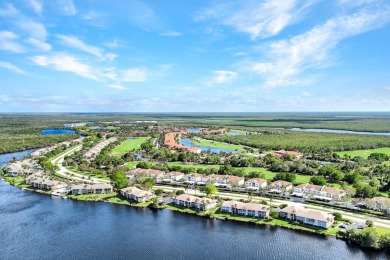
(336, 147, 390, 159)
(192, 137, 245, 151)
(112, 137, 149, 157)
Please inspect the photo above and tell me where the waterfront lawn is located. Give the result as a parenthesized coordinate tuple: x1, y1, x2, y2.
(336, 147, 390, 159)
(192, 137, 245, 151)
(3, 175, 25, 186)
(213, 210, 339, 236)
(112, 137, 149, 157)
(107, 197, 131, 205)
(107, 195, 152, 207)
(165, 204, 212, 216)
(68, 192, 117, 201)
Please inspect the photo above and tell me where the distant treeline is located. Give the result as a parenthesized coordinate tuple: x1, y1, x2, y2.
(203, 130, 390, 153)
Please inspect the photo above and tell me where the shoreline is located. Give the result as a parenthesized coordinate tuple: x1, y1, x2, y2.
(2, 177, 388, 254)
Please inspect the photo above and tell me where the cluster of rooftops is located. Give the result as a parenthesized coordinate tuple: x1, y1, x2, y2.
(126, 168, 346, 200)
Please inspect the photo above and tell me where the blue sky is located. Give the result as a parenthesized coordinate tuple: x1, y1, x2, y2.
(0, 0, 389, 112)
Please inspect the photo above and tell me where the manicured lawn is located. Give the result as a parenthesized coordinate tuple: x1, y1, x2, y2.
(213, 211, 339, 236)
(112, 137, 149, 157)
(68, 193, 117, 201)
(336, 147, 390, 159)
(192, 137, 245, 151)
(3, 175, 25, 186)
(107, 126, 118, 130)
(66, 166, 111, 181)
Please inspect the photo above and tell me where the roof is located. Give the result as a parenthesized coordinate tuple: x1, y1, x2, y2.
(280, 205, 333, 222)
(222, 200, 269, 212)
(296, 183, 345, 196)
(175, 194, 215, 204)
(120, 186, 152, 197)
(271, 180, 292, 187)
(246, 178, 267, 184)
(169, 171, 184, 176)
(226, 175, 244, 183)
(72, 183, 113, 190)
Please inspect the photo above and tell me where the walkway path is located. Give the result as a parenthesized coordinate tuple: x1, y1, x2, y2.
(51, 145, 110, 184)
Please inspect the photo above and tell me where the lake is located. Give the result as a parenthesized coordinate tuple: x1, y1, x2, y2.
(180, 138, 237, 153)
(0, 182, 387, 260)
(0, 151, 387, 260)
(41, 129, 77, 135)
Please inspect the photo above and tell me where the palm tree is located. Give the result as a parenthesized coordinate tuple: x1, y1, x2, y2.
(186, 197, 191, 209)
(292, 209, 296, 222)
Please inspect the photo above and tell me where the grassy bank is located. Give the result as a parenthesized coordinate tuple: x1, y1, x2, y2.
(191, 137, 245, 151)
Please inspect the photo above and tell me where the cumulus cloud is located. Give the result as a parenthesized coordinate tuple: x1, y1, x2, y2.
(196, 0, 316, 40)
(251, 6, 390, 87)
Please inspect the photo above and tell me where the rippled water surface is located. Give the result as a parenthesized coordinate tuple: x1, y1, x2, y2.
(0, 181, 388, 260)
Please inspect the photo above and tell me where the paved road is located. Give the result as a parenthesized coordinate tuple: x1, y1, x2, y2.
(154, 185, 390, 229)
(51, 145, 110, 184)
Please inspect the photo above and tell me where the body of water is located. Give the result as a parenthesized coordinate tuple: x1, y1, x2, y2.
(289, 128, 390, 136)
(0, 151, 387, 259)
(41, 129, 77, 135)
(180, 138, 237, 153)
(0, 149, 36, 167)
(0, 182, 387, 260)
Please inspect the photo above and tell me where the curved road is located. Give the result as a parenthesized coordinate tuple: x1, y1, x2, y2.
(51, 145, 110, 184)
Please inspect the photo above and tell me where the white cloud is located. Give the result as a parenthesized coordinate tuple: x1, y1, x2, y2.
(159, 31, 182, 37)
(30, 53, 98, 80)
(83, 10, 99, 20)
(208, 70, 238, 85)
(384, 87, 390, 90)
(302, 91, 311, 96)
(56, 34, 114, 61)
(57, 0, 76, 15)
(251, 7, 390, 87)
(26, 38, 51, 51)
(0, 31, 25, 53)
(107, 84, 127, 90)
(0, 3, 19, 16)
(197, 0, 316, 40)
(30, 0, 43, 15)
(0, 61, 28, 75)
(105, 39, 122, 49)
(121, 68, 147, 82)
(16, 20, 47, 40)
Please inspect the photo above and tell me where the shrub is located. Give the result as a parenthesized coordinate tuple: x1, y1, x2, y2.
(176, 190, 185, 196)
(333, 212, 342, 221)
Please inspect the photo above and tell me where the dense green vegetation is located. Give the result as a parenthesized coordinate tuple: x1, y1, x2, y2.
(203, 130, 390, 153)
